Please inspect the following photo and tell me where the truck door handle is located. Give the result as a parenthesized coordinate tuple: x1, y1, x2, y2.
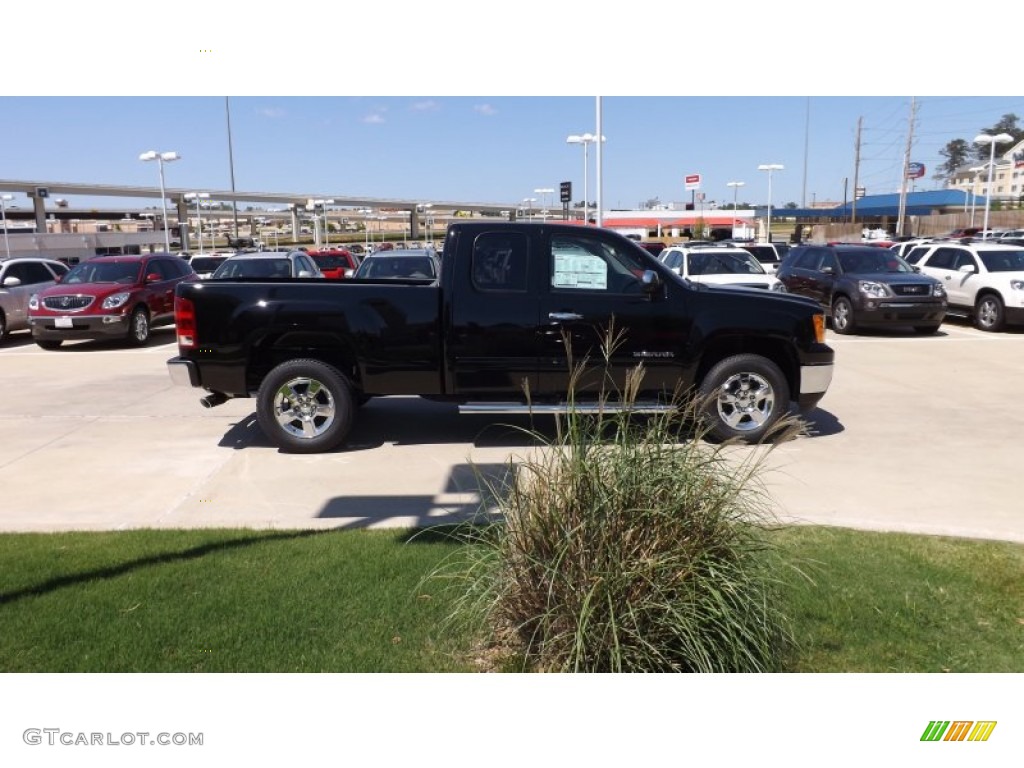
(548, 312, 583, 322)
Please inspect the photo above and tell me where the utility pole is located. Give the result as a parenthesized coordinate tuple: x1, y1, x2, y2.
(896, 97, 918, 238)
(851, 117, 863, 227)
(802, 97, 810, 208)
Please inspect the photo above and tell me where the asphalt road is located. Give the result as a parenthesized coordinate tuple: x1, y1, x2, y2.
(1, 320, 1021, 543)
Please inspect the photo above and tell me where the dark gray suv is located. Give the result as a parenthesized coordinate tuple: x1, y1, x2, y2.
(776, 244, 947, 334)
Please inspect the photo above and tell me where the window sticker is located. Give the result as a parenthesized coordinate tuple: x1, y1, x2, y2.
(552, 251, 607, 290)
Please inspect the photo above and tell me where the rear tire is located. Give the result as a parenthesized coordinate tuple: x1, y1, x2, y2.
(0, 310, 7, 343)
(698, 354, 790, 444)
(256, 359, 355, 453)
(974, 294, 1005, 332)
(127, 307, 150, 346)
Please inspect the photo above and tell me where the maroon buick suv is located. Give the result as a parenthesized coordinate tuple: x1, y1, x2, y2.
(28, 253, 196, 349)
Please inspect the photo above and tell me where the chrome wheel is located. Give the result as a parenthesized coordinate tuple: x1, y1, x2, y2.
(128, 307, 150, 345)
(975, 295, 1004, 332)
(272, 376, 337, 440)
(832, 297, 855, 334)
(714, 372, 776, 432)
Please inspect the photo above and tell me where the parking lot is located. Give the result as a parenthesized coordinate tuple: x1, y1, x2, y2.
(0, 320, 1021, 543)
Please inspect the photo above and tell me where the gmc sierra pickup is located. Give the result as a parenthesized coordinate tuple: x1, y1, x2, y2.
(167, 222, 834, 452)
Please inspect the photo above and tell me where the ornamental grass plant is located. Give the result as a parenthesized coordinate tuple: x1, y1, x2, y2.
(431, 331, 804, 672)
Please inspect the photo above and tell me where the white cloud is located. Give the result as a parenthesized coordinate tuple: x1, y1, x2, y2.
(410, 100, 440, 112)
(473, 103, 497, 116)
(257, 107, 285, 118)
(361, 110, 387, 124)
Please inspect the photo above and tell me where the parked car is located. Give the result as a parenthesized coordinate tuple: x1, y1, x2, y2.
(0, 257, 69, 342)
(187, 252, 232, 279)
(210, 250, 324, 279)
(658, 245, 786, 292)
(730, 241, 790, 273)
(638, 241, 666, 258)
(351, 249, 439, 280)
(776, 244, 947, 335)
(27, 253, 197, 349)
(911, 240, 1024, 331)
(306, 248, 359, 280)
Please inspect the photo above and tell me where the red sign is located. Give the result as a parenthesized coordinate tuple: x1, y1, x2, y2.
(685, 174, 701, 190)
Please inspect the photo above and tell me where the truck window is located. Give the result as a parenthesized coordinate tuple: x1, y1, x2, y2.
(550, 233, 644, 294)
(472, 232, 529, 292)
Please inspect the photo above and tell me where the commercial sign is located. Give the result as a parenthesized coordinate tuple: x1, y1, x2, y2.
(685, 174, 701, 191)
(906, 162, 926, 179)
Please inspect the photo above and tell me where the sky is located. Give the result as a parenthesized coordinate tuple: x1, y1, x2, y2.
(2, 3, 1021, 215)
(2, 95, 1023, 214)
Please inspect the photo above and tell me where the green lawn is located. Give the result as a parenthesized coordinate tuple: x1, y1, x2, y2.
(0, 526, 1020, 672)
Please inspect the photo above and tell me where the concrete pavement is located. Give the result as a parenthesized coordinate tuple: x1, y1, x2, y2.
(0, 321, 1021, 543)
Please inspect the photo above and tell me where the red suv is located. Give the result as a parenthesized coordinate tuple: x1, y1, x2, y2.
(306, 248, 359, 279)
(28, 253, 196, 349)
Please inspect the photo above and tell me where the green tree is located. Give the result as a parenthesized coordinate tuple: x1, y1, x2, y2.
(935, 138, 970, 182)
(972, 113, 1023, 162)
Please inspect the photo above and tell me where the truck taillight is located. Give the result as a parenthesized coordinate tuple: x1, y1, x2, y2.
(175, 295, 196, 349)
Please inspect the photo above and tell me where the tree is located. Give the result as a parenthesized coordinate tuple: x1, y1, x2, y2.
(935, 138, 970, 182)
(972, 113, 1023, 162)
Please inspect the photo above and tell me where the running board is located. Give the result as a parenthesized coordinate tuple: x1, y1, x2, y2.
(458, 402, 676, 415)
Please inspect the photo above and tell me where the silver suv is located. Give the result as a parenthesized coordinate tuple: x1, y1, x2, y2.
(912, 240, 1024, 331)
(0, 257, 69, 341)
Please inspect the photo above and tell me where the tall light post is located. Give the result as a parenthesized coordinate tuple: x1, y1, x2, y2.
(523, 197, 536, 221)
(566, 133, 605, 223)
(319, 199, 335, 247)
(139, 150, 181, 252)
(974, 133, 1013, 238)
(534, 187, 554, 220)
(418, 203, 433, 245)
(726, 181, 745, 238)
(757, 164, 784, 243)
(0, 194, 13, 259)
(359, 208, 372, 252)
(968, 166, 987, 227)
(184, 192, 210, 253)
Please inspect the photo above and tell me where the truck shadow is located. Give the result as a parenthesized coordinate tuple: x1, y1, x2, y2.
(217, 398, 843, 451)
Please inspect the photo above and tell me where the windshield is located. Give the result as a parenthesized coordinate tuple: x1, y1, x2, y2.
(355, 256, 436, 279)
(687, 251, 766, 276)
(63, 261, 141, 285)
(312, 254, 351, 269)
(213, 258, 292, 278)
(837, 250, 913, 274)
(978, 249, 1024, 272)
(190, 257, 227, 273)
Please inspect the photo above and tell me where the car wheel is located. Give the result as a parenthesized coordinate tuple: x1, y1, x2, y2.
(0, 310, 7, 342)
(256, 359, 355, 453)
(698, 354, 790, 444)
(913, 324, 941, 334)
(831, 296, 857, 335)
(974, 294, 1005, 332)
(36, 339, 63, 350)
(126, 307, 151, 346)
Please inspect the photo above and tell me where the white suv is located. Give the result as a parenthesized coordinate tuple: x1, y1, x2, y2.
(659, 245, 786, 292)
(913, 241, 1024, 331)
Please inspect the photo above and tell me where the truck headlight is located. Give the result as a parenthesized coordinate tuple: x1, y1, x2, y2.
(858, 280, 892, 298)
(29, 293, 39, 310)
(932, 283, 947, 297)
(770, 281, 787, 293)
(102, 292, 130, 310)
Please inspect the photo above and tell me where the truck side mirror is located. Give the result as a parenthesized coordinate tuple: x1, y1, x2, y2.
(641, 269, 662, 293)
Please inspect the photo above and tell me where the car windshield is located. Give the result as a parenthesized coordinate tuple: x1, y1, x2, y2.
(354, 256, 436, 279)
(837, 250, 913, 273)
(190, 257, 227, 273)
(978, 249, 1024, 272)
(687, 251, 765, 276)
(312, 254, 350, 269)
(63, 261, 140, 284)
(213, 258, 292, 278)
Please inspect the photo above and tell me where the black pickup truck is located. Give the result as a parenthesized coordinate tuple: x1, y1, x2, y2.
(167, 222, 834, 452)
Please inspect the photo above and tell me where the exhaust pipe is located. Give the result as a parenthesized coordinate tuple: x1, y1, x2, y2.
(200, 392, 229, 409)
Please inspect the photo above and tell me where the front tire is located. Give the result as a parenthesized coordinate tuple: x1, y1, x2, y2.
(974, 294, 1005, 332)
(36, 339, 63, 350)
(831, 296, 857, 335)
(256, 359, 355, 453)
(913, 324, 941, 334)
(0, 310, 7, 343)
(127, 307, 150, 346)
(698, 354, 790, 444)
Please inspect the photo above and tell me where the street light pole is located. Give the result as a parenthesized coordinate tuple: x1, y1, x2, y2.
(523, 197, 536, 221)
(184, 192, 210, 253)
(974, 133, 1013, 238)
(726, 181, 745, 239)
(534, 188, 554, 220)
(757, 164, 784, 243)
(566, 133, 605, 224)
(139, 150, 181, 252)
(0, 194, 12, 259)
